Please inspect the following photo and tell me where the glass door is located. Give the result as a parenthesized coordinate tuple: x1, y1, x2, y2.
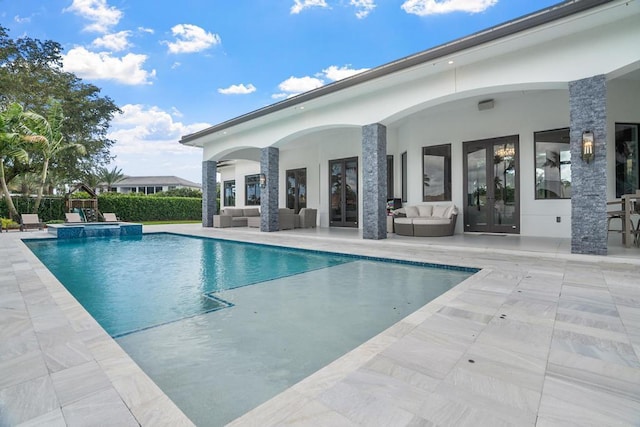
(286, 168, 307, 213)
(329, 157, 358, 227)
(463, 136, 519, 233)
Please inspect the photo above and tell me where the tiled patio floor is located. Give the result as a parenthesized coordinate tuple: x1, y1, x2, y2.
(1, 225, 639, 426)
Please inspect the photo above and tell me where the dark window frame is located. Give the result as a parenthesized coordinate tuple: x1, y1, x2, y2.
(286, 168, 307, 213)
(223, 180, 236, 207)
(422, 144, 452, 202)
(534, 128, 571, 200)
(245, 174, 261, 206)
(401, 151, 407, 202)
(615, 123, 640, 198)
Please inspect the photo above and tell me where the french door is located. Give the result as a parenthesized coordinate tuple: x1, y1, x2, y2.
(463, 135, 520, 233)
(329, 157, 358, 227)
(286, 168, 307, 213)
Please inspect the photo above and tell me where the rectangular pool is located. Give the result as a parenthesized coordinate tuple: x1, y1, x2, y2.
(26, 233, 476, 426)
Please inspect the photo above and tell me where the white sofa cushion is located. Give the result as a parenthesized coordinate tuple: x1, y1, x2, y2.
(432, 204, 450, 218)
(394, 217, 413, 225)
(417, 205, 433, 217)
(405, 206, 420, 218)
(413, 218, 451, 225)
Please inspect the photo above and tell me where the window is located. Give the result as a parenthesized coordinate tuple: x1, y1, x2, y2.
(401, 151, 407, 202)
(534, 128, 571, 199)
(245, 174, 261, 205)
(422, 144, 451, 201)
(286, 169, 306, 213)
(224, 180, 236, 206)
(616, 123, 639, 197)
(387, 155, 394, 199)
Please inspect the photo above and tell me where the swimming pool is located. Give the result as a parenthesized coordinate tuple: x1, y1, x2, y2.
(27, 233, 476, 426)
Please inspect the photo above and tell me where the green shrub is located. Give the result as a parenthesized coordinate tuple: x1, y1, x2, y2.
(156, 188, 203, 198)
(0, 196, 66, 222)
(1, 218, 19, 230)
(98, 193, 201, 221)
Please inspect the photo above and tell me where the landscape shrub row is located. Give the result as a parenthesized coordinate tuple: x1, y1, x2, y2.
(0, 197, 65, 222)
(1, 194, 203, 222)
(97, 194, 202, 221)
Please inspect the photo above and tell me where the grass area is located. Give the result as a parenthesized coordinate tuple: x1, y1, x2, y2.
(140, 220, 201, 225)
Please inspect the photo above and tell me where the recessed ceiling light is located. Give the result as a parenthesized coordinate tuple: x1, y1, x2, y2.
(299, 106, 305, 110)
(448, 60, 454, 65)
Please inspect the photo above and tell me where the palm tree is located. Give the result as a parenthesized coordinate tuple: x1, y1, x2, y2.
(21, 100, 86, 211)
(98, 166, 124, 192)
(0, 103, 31, 219)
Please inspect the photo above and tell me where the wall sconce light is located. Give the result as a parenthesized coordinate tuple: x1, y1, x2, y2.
(581, 131, 594, 163)
(259, 173, 266, 188)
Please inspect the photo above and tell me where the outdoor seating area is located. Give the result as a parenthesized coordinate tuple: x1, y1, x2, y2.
(214, 207, 317, 230)
(393, 204, 458, 237)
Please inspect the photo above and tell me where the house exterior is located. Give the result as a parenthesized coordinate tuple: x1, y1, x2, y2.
(180, 0, 640, 255)
(99, 176, 201, 195)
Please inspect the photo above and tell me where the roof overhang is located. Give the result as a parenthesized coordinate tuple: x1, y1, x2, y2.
(179, 0, 623, 148)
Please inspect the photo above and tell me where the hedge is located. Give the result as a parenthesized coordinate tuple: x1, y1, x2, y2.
(97, 194, 202, 221)
(1, 194, 203, 222)
(0, 196, 66, 222)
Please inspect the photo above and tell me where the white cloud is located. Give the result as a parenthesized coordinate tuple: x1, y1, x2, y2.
(401, 0, 497, 16)
(351, 0, 376, 18)
(64, 0, 123, 33)
(164, 24, 221, 54)
(14, 15, 31, 24)
(92, 30, 131, 52)
(108, 104, 209, 182)
(279, 76, 324, 95)
(108, 104, 209, 157)
(291, 0, 328, 14)
(273, 65, 368, 98)
(171, 62, 181, 69)
(171, 107, 184, 118)
(218, 83, 257, 95)
(138, 27, 154, 34)
(323, 65, 369, 81)
(62, 47, 156, 85)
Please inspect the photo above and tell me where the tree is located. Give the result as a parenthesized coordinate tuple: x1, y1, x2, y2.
(0, 26, 120, 186)
(98, 166, 124, 191)
(21, 100, 86, 211)
(0, 103, 32, 218)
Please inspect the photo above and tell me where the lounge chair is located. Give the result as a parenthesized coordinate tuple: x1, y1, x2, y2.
(102, 212, 119, 222)
(20, 214, 44, 231)
(65, 212, 84, 223)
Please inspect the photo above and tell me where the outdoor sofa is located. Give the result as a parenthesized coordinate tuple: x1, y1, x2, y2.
(393, 204, 458, 237)
(214, 207, 317, 230)
(214, 208, 260, 228)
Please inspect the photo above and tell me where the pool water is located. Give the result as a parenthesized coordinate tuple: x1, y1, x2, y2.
(27, 233, 475, 426)
(26, 233, 352, 337)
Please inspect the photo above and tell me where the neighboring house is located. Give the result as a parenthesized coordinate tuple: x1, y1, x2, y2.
(98, 176, 201, 195)
(180, 0, 640, 256)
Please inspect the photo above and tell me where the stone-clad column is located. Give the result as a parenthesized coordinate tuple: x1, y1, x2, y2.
(569, 75, 607, 255)
(260, 147, 279, 232)
(362, 123, 387, 240)
(202, 160, 217, 227)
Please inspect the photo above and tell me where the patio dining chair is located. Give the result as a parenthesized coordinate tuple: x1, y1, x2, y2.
(607, 200, 624, 234)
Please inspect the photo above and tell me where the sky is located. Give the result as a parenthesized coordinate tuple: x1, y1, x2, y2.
(1, 0, 560, 184)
